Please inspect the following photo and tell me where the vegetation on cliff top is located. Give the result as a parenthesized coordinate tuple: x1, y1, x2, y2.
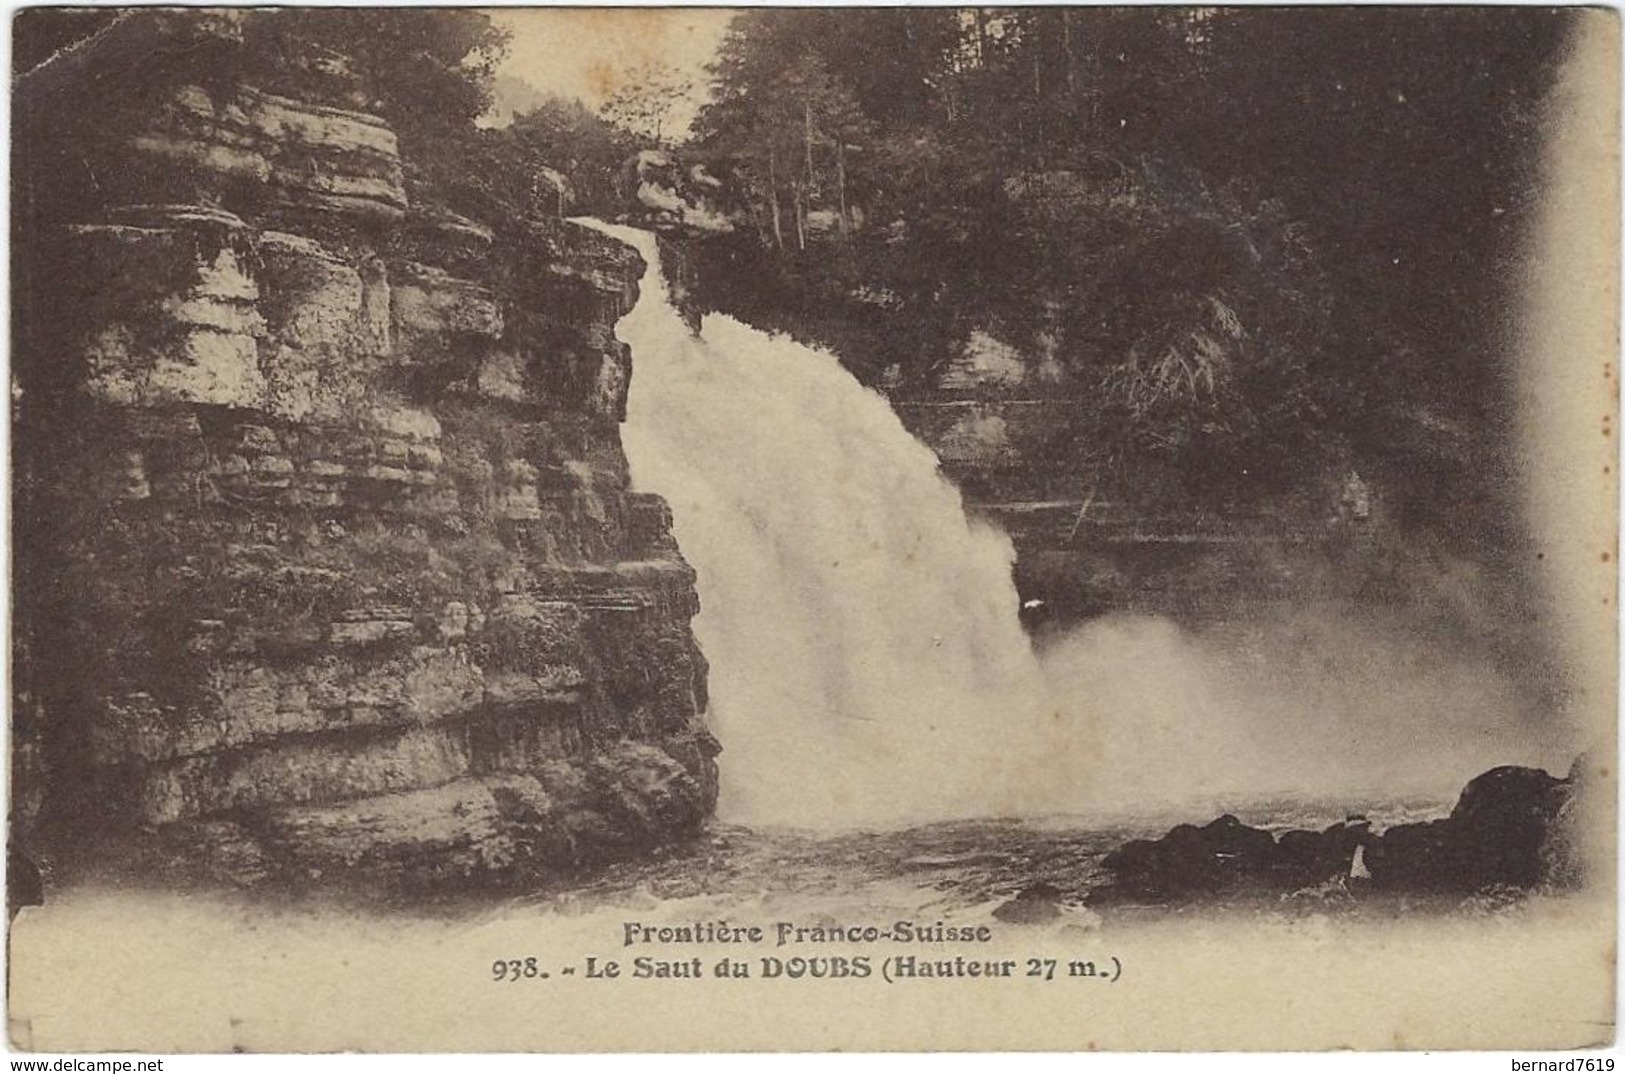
(670, 8, 1573, 541)
(18, 7, 1577, 546)
(241, 10, 631, 223)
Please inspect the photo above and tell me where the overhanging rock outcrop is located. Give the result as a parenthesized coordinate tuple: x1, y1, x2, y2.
(13, 11, 717, 889)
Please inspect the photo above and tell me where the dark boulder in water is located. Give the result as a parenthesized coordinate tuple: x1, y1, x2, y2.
(1095, 814, 1284, 903)
(1367, 765, 1573, 894)
(1270, 819, 1371, 891)
(1090, 761, 1591, 908)
(992, 881, 1067, 923)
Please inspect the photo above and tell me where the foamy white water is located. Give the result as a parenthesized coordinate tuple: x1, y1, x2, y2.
(577, 220, 1082, 826)
(576, 218, 1565, 828)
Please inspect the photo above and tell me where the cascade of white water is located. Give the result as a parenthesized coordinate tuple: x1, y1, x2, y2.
(577, 218, 1560, 829)
(577, 219, 1083, 827)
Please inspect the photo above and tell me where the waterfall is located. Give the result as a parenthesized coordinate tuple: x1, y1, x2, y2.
(573, 219, 1564, 830)
(577, 220, 1083, 827)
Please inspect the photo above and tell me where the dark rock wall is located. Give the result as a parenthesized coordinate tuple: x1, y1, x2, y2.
(14, 12, 716, 887)
(889, 394, 1375, 627)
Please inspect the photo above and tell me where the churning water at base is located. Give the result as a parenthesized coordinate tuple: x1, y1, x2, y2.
(579, 220, 1084, 827)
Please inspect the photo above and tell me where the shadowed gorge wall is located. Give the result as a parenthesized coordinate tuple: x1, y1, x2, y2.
(12, 11, 716, 888)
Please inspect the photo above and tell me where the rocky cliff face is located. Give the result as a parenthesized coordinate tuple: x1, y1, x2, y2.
(889, 378, 1373, 627)
(14, 12, 716, 888)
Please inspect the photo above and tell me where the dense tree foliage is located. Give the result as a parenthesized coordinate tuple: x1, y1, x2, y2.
(683, 8, 1575, 536)
(242, 10, 515, 214)
(247, 12, 635, 220)
(601, 62, 697, 147)
(244, 10, 506, 147)
(411, 92, 634, 223)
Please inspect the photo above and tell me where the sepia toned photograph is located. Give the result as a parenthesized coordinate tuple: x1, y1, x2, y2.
(7, 4, 1619, 1055)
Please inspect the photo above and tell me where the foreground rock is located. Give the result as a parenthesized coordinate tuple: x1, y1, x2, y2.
(14, 12, 716, 891)
(992, 882, 1068, 924)
(1368, 765, 1569, 894)
(1090, 761, 1591, 908)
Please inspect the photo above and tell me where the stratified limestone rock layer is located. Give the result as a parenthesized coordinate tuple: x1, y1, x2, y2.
(14, 11, 716, 888)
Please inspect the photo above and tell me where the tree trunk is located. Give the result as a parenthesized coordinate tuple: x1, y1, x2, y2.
(793, 183, 807, 250)
(1031, 47, 1043, 159)
(748, 199, 770, 247)
(903, 10, 923, 123)
(768, 151, 785, 251)
(803, 100, 816, 191)
(836, 142, 849, 239)
(1062, 9, 1076, 95)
